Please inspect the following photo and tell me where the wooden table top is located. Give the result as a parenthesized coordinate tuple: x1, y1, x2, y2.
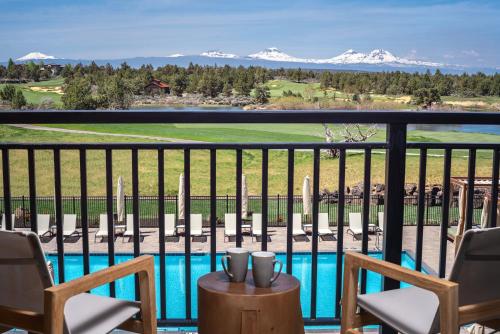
(198, 271, 299, 296)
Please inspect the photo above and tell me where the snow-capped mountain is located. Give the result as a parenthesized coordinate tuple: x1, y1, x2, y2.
(200, 50, 238, 58)
(247, 47, 312, 63)
(5, 47, 490, 74)
(317, 49, 367, 64)
(246, 47, 443, 66)
(16, 52, 56, 61)
(315, 49, 442, 66)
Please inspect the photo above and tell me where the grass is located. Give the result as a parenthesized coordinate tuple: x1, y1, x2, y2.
(0, 78, 63, 107)
(0, 124, 497, 196)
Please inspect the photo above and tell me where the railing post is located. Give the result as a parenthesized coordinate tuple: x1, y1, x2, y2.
(381, 123, 407, 334)
(382, 125, 407, 282)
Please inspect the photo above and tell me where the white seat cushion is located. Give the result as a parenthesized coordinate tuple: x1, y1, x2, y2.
(357, 287, 439, 334)
(64, 293, 140, 334)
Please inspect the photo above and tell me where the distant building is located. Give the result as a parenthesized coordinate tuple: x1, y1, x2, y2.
(144, 79, 170, 95)
(42, 64, 63, 76)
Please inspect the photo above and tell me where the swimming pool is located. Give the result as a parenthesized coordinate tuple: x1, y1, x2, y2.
(47, 252, 418, 319)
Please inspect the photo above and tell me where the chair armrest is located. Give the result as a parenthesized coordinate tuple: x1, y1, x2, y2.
(345, 251, 456, 293)
(341, 252, 459, 334)
(44, 255, 156, 334)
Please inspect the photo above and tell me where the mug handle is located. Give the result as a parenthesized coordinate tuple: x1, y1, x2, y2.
(221, 255, 233, 279)
(270, 259, 283, 284)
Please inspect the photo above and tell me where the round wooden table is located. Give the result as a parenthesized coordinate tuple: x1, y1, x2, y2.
(198, 271, 304, 334)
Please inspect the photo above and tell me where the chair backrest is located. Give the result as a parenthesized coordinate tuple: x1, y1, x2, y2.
(99, 214, 108, 232)
(253, 214, 262, 232)
(318, 213, 329, 229)
(165, 214, 175, 230)
(349, 213, 362, 230)
(191, 214, 202, 231)
(64, 214, 77, 231)
(293, 214, 302, 230)
(449, 227, 500, 306)
(225, 213, 236, 231)
(37, 214, 51, 232)
(428, 227, 500, 332)
(126, 214, 135, 232)
(0, 231, 53, 314)
(377, 212, 384, 229)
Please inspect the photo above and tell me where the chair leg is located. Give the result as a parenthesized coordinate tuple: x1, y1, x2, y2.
(340, 255, 360, 334)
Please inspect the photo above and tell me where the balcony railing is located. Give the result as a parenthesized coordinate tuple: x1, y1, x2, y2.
(0, 110, 499, 328)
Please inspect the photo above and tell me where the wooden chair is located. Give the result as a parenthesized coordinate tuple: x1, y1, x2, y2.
(0, 230, 157, 334)
(341, 227, 500, 334)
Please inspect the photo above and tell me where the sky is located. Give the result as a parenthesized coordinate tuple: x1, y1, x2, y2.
(0, 0, 499, 67)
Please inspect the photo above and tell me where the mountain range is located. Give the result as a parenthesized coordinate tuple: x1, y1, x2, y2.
(5, 48, 497, 74)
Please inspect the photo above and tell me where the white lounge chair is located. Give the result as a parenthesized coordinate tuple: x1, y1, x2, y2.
(164, 214, 176, 237)
(348, 212, 363, 239)
(292, 213, 306, 236)
(252, 213, 262, 241)
(37, 214, 51, 237)
(224, 213, 236, 242)
(190, 214, 203, 237)
(1, 214, 15, 230)
(123, 214, 141, 242)
(63, 214, 79, 239)
(318, 213, 335, 240)
(0, 230, 156, 333)
(95, 214, 109, 242)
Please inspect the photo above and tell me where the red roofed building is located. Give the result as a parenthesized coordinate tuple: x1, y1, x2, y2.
(144, 79, 170, 95)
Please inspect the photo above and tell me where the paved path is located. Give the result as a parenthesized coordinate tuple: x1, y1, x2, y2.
(9, 124, 204, 143)
(9, 124, 470, 158)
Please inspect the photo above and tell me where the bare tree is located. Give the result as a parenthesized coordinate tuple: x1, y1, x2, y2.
(322, 124, 377, 158)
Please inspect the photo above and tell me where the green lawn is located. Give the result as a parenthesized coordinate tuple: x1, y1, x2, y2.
(0, 78, 63, 107)
(0, 124, 498, 197)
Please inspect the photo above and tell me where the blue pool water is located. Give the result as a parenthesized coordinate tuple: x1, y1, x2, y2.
(47, 252, 417, 319)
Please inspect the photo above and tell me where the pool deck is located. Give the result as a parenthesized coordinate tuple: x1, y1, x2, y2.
(37, 225, 456, 276)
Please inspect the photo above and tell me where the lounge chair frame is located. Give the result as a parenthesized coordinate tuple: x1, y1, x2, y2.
(340, 251, 500, 334)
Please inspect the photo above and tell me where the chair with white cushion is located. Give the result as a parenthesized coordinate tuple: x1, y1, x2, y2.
(0, 230, 156, 333)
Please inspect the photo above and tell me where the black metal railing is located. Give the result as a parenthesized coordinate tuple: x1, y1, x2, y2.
(0, 194, 486, 228)
(0, 110, 499, 329)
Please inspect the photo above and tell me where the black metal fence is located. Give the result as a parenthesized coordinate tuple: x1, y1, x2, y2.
(1, 110, 499, 329)
(0, 194, 485, 228)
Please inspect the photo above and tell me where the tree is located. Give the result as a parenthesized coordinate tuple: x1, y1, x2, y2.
(62, 77, 96, 109)
(98, 75, 133, 109)
(222, 82, 233, 97)
(11, 89, 27, 109)
(322, 124, 377, 158)
(0, 84, 16, 102)
(234, 69, 254, 96)
(170, 73, 188, 96)
(6, 59, 17, 79)
(412, 88, 441, 108)
(352, 93, 361, 103)
(254, 85, 271, 104)
(26, 61, 41, 82)
(198, 71, 222, 97)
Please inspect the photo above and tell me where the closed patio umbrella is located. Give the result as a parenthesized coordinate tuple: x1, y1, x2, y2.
(116, 176, 125, 223)
(302, 175, 312, 218)
(178, 173, 185, 220)
(242, 174, 248, 219)
(481, 196, 490, 228)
